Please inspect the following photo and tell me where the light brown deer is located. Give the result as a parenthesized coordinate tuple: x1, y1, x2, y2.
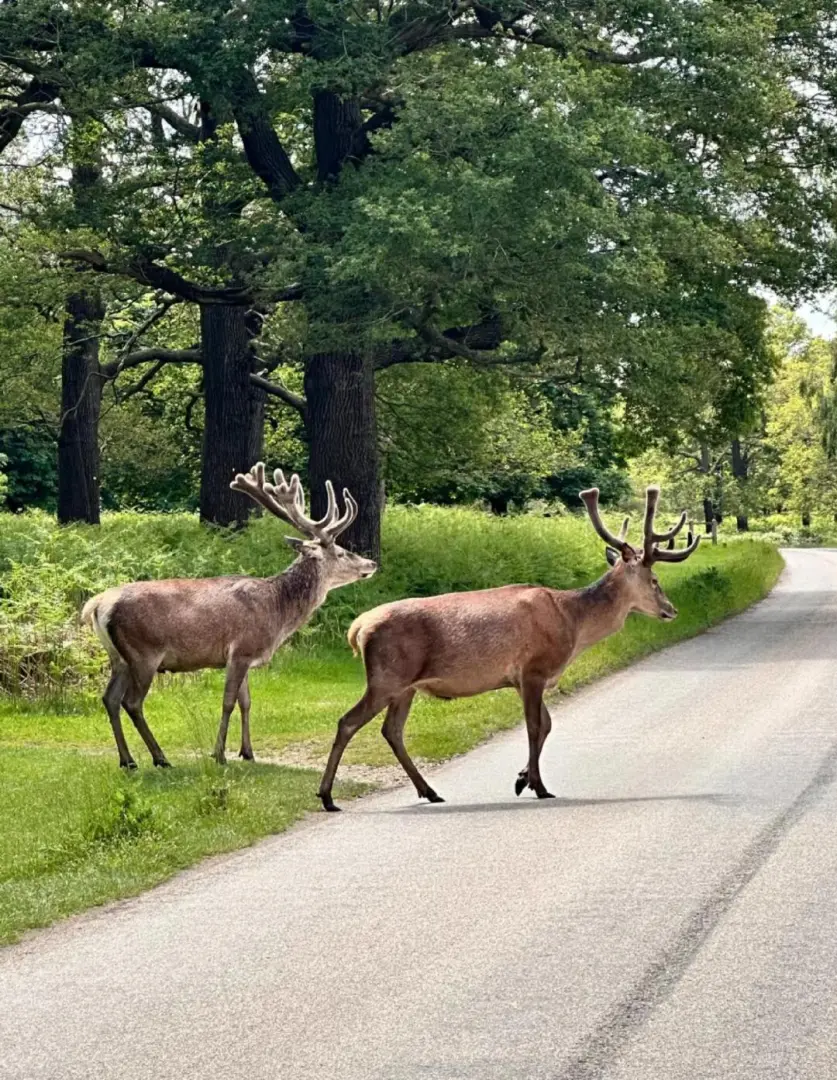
(82, 465, 376, 769)
(318, 485, 698, 811)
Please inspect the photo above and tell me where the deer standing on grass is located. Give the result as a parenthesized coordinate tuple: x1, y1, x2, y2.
(318, 485, 698, 811)
(82, 465, 376, 769)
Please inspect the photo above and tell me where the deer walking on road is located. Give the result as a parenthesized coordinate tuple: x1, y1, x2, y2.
(83, 465, 376, 768)
(318, 485, 698, 811)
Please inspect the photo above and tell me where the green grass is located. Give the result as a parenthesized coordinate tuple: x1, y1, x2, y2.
(0, 507, 783, 944)
(0, 749, 364, 943)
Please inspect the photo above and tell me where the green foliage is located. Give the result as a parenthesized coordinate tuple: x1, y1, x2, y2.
(4, 0, 835, 515)
(379, 364, 579, 506)
(627, 310, 837, 529)
(0, 428, 57, 513)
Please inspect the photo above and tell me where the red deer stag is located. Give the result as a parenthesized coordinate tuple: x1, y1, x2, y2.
(318, 485, 698, 811)
(83, 465, 376, 769)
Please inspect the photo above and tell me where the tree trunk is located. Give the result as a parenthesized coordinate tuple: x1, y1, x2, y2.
(199, 304, 263, 526)
(57, 288, 105, 524)
(703, 497, 714, 535)
(296, 94, 380, 558)
(303, 351, 381, 559)
(731, 438, 749, 531)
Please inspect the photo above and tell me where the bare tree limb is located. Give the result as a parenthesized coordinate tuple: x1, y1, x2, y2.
(251, 372, 307, 418)
(100, 346, 202, 379)
(145, 102, 200, 143)
(117, 359, 166, 399)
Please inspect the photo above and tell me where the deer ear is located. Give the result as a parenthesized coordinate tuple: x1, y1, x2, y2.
(284, 535, 306, 552)
(605, 546, 620, 567)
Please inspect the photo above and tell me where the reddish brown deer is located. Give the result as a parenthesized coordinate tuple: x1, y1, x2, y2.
(318, 485, 698, 811)
(83, 464, 376, 769)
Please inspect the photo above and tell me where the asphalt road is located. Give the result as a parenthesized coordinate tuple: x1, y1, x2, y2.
(2, 548, 837, 1080)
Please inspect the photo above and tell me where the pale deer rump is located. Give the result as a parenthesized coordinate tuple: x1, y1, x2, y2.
(348, 584, 578, 699)
(83, 576, 292, 673)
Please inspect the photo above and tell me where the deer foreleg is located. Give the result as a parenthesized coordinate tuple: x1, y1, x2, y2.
(214, 660, 249, 765)
(517, 681, 553, 799)
(238, 675, 253, 761)
(515, 703, 553, 796)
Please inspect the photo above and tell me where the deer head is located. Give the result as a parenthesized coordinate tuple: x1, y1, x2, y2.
(579, 486, 700, 621)
(231, 463, 377, 586)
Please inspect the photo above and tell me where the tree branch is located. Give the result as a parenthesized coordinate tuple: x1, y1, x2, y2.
(251, 373, 307, 418)
(59, 249, 303, 305)
(375, 313, 504, 369)
(231, 69, 303, 202)
(117, 359, 167, 399)
(100, 346, 202, 379)
(145, 102, 200, 143)
(0, 74, 61, 155)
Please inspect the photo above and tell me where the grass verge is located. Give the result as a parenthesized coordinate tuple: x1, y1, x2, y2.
(0, 531, 782, 945)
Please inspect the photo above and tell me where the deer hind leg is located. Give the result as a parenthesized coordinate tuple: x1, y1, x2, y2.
(515, 682, 554, 800)
(103, 665, 135, 769)
(515, 703, 553, 796)
(122, 661, 170, 768)
(381, 689, 443, 804)
(318, 688, 390, 812)
(238, 675, 254, 761)
(213, 659, 249, 765)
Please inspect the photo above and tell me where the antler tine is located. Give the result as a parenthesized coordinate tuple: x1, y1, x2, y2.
(579, 488, 632, 554)
(653, 510, 687, 544)
(642, 486, 660, 561)
(325, 487, 359, 540)
(650, 533, 702, 563)
(234, 463, 358, 545)
(230, 462, 300, 527)
(619, 517, 630, 542)
(309, 479, 339, 532)
(269, 471, 335, 542)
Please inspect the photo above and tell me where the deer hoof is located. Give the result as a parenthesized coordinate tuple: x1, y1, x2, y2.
(212, 753, 227, 766)
(535, 788, 556, 800)
(120, 760, 138, 771)
(239, 750, 255, 761)
(424, 788, 445, 804)
(514, 773, 528, 796)
(154, 759, 172, 769)
(321, 797, 341, 813)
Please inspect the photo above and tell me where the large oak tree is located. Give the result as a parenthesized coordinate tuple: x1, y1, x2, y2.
(3, 1, 837, 555)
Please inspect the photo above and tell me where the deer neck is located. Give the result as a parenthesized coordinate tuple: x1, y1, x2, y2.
(271, 555, 330, 633)
(569, 570, 634, 651)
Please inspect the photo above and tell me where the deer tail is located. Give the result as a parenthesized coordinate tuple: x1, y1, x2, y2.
(82, 591, 123, 663)
(347, 615, 366, 657)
